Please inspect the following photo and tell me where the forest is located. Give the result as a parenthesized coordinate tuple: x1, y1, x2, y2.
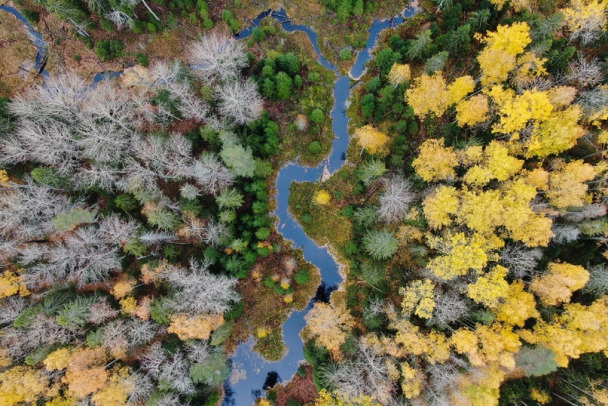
(0, 0, 608, 405)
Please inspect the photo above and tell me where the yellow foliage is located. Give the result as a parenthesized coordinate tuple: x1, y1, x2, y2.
(168, 313, 224, 340)
(447, 75, 475, 105)
(0, 366, 49, 406)
(119, 296, 137, 315)
(90, 367, 135, 406)
(483, 22, 532, 56)
(523, 168, 549, 191)
(0, 170, 9, 185)
(387, 63, 411, 85)
(494, 281, 539, 327)
(547, 160, 596, 209)
(456, 94, 490, 126)
(423, 185, 460, 229)
(467, 265, 510, 308)
(400, 363, 424, 399)
(525, 105, 585, 158)
(44, 348, 72, 371)
(405, 72, 449, 117)
(283, 293, 294, 303)
(313, 190, 331, 205)
(64, 366, 108, 398)
(353, 125, 389, 155)
(412, 139, 459, 182)
(399, 279, 435, 319)
(391, 319, 450, 364)
(562, 0, 607, 37)
(514, 52, 547, 85)
(314, 389, 382, 406)
(257, 327, 270, 338)
(493, 89, 553, 134)
(427, 232, 490, 280)
(530, 262, 590, 306)
(305, 302, 354, 358)
(530, 388, 551, 405)
(111, 278, 135, 299)
(463, 142, 523, 186)
(478, 48, 517, 86)
(45, 396, 77, 406)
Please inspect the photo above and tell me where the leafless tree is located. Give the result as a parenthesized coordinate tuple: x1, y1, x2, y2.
(0, 182, 74, 241)
(567, 54, 603, 87)
(127, 373, 155, 405)
(188, 33, 248, 82)
(428, 290, 469, 328)
(378, 176, 415, 223)
(552, 224, 581, 244)
(499, 244, 543, 279)
(140, 342, 167, 378)
(88, 298, 119, 325)
(126, 318, 157, 346)
(0, 296, 26, 324)
(160, 260, 239, 316)
(105, 9, 133, 29)
(322, 339, 396, 405)
(564, 203, 607, 222)
(216, 79, 264, 125)
(203, 218, 229, 246)
(186, 340, 209, 364)
(159, 352, 195, 395)
(192, 153, 234, 195)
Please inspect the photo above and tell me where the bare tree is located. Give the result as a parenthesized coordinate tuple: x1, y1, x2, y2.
(552, 224, 581, 244)
(500, 244, 543, 279)
(428, 290, 469, 329)
(192, 153, 234, 195)
(378, 176, 415, 223)
(160, 260, 239, 316)
(216, 79, 264, 125)
(0, 296, 26, 324)
(564, 204, 607, 222)
(567, 54, 603, 87)
(188, 33, 248, 82)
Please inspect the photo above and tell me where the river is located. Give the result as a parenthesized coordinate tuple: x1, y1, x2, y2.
(224, 3, 422, 404)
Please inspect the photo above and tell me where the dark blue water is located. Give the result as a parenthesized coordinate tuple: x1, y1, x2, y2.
(225, 3, 422, 405)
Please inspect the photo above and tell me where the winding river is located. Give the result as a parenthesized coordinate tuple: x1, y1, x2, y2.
(0, 3, 423, 404)
(225, 3, 423, 404)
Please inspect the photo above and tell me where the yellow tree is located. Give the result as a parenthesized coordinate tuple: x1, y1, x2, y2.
(91, 367, 136, 406)
(305, 302, 354, 358)
(405, 72, 449, 117)
(530, 262, 590, 306)
(546, 160, 596, 210)
(426, 232, 492, 280)
(447, 75, 475, 105)
(354, 125, 389, 155)
(525, 105, 585, 158)
(494, 281, 539, 327)
(167, 313, 225, 340)
(400, 279, 435, 319)
(467, 265, 510, 308)
(387, 63, 411, 85)
(412, 139, 460, 182)
(423, 185, 460, 229)
(456, 94, 490, 127)
(313, 190, 331, 205)
(0, 366, 49, 405)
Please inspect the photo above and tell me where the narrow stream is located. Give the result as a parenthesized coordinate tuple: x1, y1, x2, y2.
(0, 3, 423, 404)
(225, 3, 422, 404)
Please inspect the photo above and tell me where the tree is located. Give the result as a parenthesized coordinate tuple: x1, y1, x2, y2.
(356, 160, 386, 185)
(309, 108, 325, 124)
(499, 245, 542, 279)
(387, 63, 411, 86)
(313, 190, 331, 205)
(412, 139, 459, 182)
(561, 0, 608, 44)
(168, 313, 224, 340)
(456, 94, 489, 126)
(0, 366, 49, 405)
(353, 125, 389, 155)
(216, 188, 243, 210)
(400, 279, 436, 319)
(427, 232, 490, 280)
(425, 52, 449, 74)
(546, 160, 596, 210)
(530, 262, 590, 306)
(192, 153, 234, 195)
(187, 33, 248, 81)
(220, 141, 256, 178)
(362, 230, 398, 260)
(216, 79, 264, 125)
(407, 30, 433, 61)
(467, 265, 510, 308)
(276, 72, 293, 100)
(378, 177, 414, 223)
(423, 185, 460, 229)
(305, 302, 354, 357)
(405, 72, 450, 117)
(514, 346, 558, 377)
